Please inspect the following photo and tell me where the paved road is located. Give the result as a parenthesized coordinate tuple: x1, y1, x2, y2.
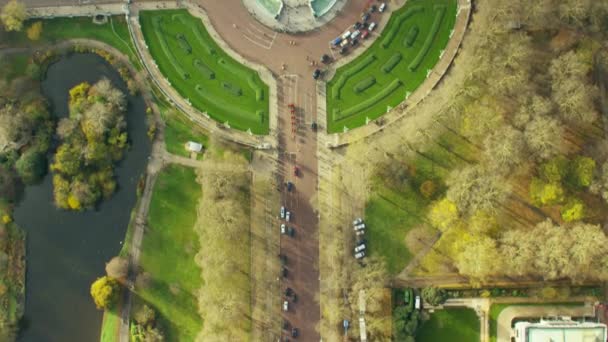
(496, 304, 595, 342)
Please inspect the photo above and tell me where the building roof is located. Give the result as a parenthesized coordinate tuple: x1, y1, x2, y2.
(516, 320, 607, 342)
(185, 141, 203, 152)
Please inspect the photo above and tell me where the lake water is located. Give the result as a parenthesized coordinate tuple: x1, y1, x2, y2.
(14, 53, 151, 342)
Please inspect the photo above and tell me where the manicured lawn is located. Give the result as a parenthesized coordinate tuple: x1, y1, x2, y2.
(161, 107, 209, 158)
(5, 16, 140, 68)
(140, 10, 270, 134)
(417, 308, 479, 342)
(99, 308, 120, 342)
(326, 0, 457, 133)
(136, 165, 203, 341)
(365, 131, 474, 275)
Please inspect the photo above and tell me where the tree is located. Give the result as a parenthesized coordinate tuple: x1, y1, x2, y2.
(90, 276, 119, 310)
(105, 256, 128, 279)
(529, 178, 565, 206)
(15, 149, 46, 184)
(0, 0, 26, 32)
(567, 156, 595, 188)
(421, 287, 447, 306)
(561, 198, 584, 222)
(524, 115, 564, 160)
(539, 156, 568, 183)
(446, 166, 508, 214)
(134, 304, 156, 327)
(26, 21, 42, 41)
(482, 125, 525, 173)
(455, 235, 502, 280)
(428, 198, 459, 231)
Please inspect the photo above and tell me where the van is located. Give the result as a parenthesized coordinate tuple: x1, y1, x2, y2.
(354, 244, 366, 252)
(355, 251, 365, 259)
(342, 30, 352, 40)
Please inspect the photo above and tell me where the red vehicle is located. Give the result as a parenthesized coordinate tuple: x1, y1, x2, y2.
(293, 166, 300, 177)
(361, 30, 369, 39)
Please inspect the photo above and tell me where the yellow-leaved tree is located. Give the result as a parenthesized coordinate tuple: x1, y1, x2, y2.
(90, 276, 119, 310)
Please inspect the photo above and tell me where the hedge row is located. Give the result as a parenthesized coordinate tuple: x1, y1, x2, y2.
(332, 54, 377, 99)
(152, 17, 189, 80)
(193, 25, 217, 56)
(382, 53, 402, 73)
(176, 34, 192, 54)
(404, 26, 419, 47)
(408, 5, 445, 72)
(257, 110, 266, 123)
(248, 74, 264, 102)
(333, 79, 402, 121)
(354, 76, 376, 93)
(222, 81, 243, 96)
(381, 6, 424, 49)
(194, 59, 215, 79)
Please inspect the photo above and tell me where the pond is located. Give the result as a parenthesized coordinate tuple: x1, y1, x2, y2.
(14, 53, 151, 342)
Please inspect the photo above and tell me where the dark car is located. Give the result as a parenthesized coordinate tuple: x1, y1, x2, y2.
(282, 267, 288, 278)
(292, 293, 298, 303)
(351, 38, 359, 46)
(311, 121, 318, 131)
(287, 226, 295, 237)
(370, 4, 377, 12)
(321, 54, 331, 64)
(313, 69, 321, 80)
(279, 254, 287, 265)
(293, 166, 300, 177)
(353, 21, 362, 30)
(362, 13, 370, 22)
(339, 46, 348, 55)
(283, 320, 290, 330)
(286, 181, 294, 192)
(291, 328, 299, 338)
(285, 287, 293, 296)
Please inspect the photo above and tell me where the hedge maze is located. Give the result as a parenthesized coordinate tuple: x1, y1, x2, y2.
(140, 10, 270, 134)
(326, 0, 457, 133)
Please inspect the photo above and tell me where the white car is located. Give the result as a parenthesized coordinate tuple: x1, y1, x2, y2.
(281, 223, 286, 234)
(356, 230, 365, 236)
(353, 218, 363, 226)
(354, 244, 366, 253)
(379, 3, 386, 12)
(280, 206, 285, 219)
(355, 251, 366, 259)
(283, 300, 289, 311)
(286, 211, 291, 222)
(368, 22, 377, 31)
(341, 30, 352, 40)
(415, 295, 421, 309)
(351, 30, 361, 40)
(354, 223, 366, 231)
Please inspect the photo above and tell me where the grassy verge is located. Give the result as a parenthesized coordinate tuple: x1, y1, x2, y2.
(417, 308, 479, 342)
(139, 10, 269, 134)
(5, 16, 140, 69)
(161, 107, 209, 158)
(488, 302, 585, 342)
(99, 308, 121, 342)
(326, 0, 457, 132)
(135, 165, 203, 341)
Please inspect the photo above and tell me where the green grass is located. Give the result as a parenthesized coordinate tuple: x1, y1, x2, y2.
(365, 131, 476, 275)
(417, 308, 480, 342)
(136, 165, 203, 341)
(161, 107, 209, 158)
(139, 10, 269, 134)
(6, 16, 140, 68)
(488, 302, 584, 342)
(0, 54, 29, 80)
(99, 308, 121, 342)
(326, 0, 457, 133)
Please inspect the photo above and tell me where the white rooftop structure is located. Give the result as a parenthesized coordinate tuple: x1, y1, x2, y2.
(515, 319, 607, 342)
(185, 141, 203, 153)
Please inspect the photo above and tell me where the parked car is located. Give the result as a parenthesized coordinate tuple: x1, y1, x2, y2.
(379, 2, 386, 12)
(287, 226, 295, 237)
(281, 223, 286, 234)
(355, 251, 366, 259)
(286, 181, 294, 192)
(285, 287, 293, 296)
(283, 320, 290, 330)
(293, 166, 300, 177)
(331, 37, 342, 47)
(354, 223, 366, 231)
(351, 30, 361, 40)
(311, 121, 318, 131)
(292, 328, 299, 338)
(351, 38, 359, 46)
(321, 54, 331, 64)
(279, 254, 287, 265)
(353, 217, 363, 225)
(341, 30, 352, 39)
(362, 13, 370, 22)
(280, 206, 286, 219)
(370, 4, 377, 12)
(415, 295, 421, 309)
(292, 293, 298, 303)
(353, 22, 362, 30)
(354, 244, 366, 253)
(283, 300, 289, 311)
(339, 46, 348, 55)
(313, 69, 321, 80)
(286, 211, 291, 222)
(282, 267, 288, 277)
(356, 229, 365, 236)
(361, 30, 369, 39)
(368, 22, 377, 31)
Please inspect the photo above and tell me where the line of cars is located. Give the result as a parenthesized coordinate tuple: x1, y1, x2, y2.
(279, 205, 298, 339)
(353, 217, 366, 259)
(330, 2, 386, 55)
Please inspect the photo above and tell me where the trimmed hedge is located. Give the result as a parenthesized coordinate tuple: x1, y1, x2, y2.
(408, 5, 445, 71)
(354, 76, 376, 93)
(257, 110, 265, 123)
(382, 53, 402, 73)
(193, 26, 217, 56)
(404, 26, 419, 47)
(381, 6, 424, 49)
(222, 82, 243, 96)
(333, 79, 402, 121)
(248, 74, 264, 101)
(193, 59, 215, 79)
(152, 17, 189, 80)
(176, 34, 192, 54)
(332, 54, 377, 99)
